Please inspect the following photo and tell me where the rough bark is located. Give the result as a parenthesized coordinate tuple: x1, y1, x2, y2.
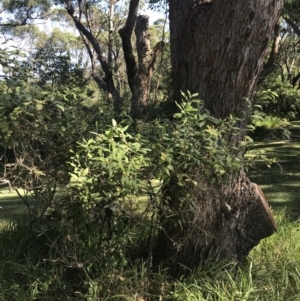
(133, 16, 164, 118)
(154, 0, 283, 276)
(170, 0, 283, 119)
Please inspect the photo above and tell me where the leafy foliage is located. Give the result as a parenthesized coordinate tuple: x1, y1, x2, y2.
(284, 0, 300, 22)
(256, 76, 300, 120)
(0, 49, 102, 226)
(65, 92, 242, 273)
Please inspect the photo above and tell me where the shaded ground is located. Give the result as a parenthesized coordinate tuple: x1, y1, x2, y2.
(248, 123, 300, 220)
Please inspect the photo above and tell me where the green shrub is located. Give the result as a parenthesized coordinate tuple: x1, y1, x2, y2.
(67, 92, 242, 276)
(256, 76, 300, 120)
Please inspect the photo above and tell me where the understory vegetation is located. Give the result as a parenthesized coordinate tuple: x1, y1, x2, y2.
(1, 0, 300, 299)
(1, 57, 299, 299)
(0, 210, 300, 300)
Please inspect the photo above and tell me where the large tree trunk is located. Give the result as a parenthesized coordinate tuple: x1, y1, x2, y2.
(154, 0, 283, 276)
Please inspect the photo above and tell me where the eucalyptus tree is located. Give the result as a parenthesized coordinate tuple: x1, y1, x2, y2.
(1, 1, 165, 117)
(59, 0, 165, 117)
(0, 0, 285, 276)
(255, 0, 300, 119)
(150, 0, 284, 275)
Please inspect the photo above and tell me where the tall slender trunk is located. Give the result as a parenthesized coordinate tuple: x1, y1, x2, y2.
(119, 2, 164, 119)
(154, 0, 284, 276)
(131, 16, 164, 118)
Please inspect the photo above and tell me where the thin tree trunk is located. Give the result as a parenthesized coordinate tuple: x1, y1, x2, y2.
(64, 0, 122, 115)
(119, 2, 164, 119)
(284, 17, 300, 37)
(132, 15, 164, 118)
(154, 0, 283, 276)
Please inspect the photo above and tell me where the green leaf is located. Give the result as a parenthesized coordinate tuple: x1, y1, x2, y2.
(56, 104, 65, 112)
(0, 120, 9, 129)
(36, 103, 43, 110)
(82, 167, 89, 176)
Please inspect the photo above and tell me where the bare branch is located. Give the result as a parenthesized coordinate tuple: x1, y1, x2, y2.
(80, 32, 107, 90)
(284, 17, 300, 37)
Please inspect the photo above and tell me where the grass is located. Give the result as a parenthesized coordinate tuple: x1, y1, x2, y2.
(0, 213, 296, 301)
(247, 140, 300, 219)
(94, 214, 300, 301)
(0, 189, 31, 222)
(0, 137, 300, 300)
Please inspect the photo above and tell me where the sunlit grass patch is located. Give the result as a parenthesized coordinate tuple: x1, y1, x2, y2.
(0, 189, 30, 223)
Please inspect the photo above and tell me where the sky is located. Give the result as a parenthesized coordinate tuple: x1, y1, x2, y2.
(142, 8, 166, 24)
(0, 3, 166, 48)
(0, 3, 166, 76)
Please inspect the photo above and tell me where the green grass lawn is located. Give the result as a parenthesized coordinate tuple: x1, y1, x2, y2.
(0, 189, 30, 222)
(248, 140, 300, 220)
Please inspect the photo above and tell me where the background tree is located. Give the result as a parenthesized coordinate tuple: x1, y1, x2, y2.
(57, 0, 165, 117)
(254, 0, 300, 121)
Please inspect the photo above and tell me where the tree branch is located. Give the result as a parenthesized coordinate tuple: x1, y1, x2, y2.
(80, 33, 107, 91)
(118, 0, 139, 94)
(284, 17, 300, 37)
(258, 23, 281, 85)
(63, 0, 122, 114)
(1, 6, 34, 27)
(64, 1, 109, 81)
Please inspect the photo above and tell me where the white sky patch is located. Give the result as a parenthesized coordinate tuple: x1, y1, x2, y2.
(143, 9, 166, 24)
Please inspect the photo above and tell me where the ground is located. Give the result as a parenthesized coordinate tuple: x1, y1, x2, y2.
(248, 122, 300, 220)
